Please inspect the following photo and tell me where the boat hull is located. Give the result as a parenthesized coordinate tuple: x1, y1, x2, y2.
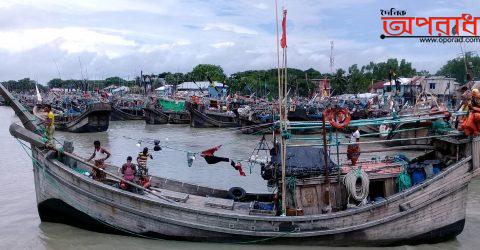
(186, 103, 238, 128)
(31, 147, 474, 246)
(110, 107, 144, 121)
(143, 108, 190, 124)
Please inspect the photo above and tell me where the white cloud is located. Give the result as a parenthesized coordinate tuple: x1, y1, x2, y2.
(0, 0, 477, 82)
(0, 27, 136, 58)
(203, 23, 258, 35)
(254, 3, 268, 10)
(211, 41, 235, 49)
(139, 40, 191, 53)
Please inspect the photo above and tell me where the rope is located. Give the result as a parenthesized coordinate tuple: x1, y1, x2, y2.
(397, 171, 412, 192)
(343, 167, 369, 202)
(286, 176, 297, 207)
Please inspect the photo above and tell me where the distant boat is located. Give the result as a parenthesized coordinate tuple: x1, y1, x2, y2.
(143, 98, 190, 124)
(185, 99, 239, 128)
(33, 102, 112, 133)
(111, 106, 144, 121)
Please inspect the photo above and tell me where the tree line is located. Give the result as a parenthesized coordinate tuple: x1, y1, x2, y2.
(2, 55, 479, 96)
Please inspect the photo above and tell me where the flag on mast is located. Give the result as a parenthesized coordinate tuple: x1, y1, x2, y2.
(280, 9, 287, 48)
(35, 84, 42, 103)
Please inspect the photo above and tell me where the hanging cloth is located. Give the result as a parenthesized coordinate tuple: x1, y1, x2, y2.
(204, 155, 230, 164)
(201, 145, 229, 164)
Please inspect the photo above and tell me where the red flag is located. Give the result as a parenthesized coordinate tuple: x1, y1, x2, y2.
(280, 9, 287, 48)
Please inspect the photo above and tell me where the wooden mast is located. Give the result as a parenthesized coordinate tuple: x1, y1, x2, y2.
(282, 7, 288, 216)
(274, 0, 285, 215)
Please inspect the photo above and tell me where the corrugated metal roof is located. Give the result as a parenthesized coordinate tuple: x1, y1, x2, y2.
(177, 81, 226, 90)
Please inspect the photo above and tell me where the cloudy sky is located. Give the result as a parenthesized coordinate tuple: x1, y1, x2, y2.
(0, 0, 478, 83)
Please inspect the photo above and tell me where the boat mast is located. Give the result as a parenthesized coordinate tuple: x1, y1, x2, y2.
(275, 0, 287, 215)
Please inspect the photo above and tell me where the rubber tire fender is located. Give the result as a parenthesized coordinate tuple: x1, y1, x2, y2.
(228, 187, 246, 201)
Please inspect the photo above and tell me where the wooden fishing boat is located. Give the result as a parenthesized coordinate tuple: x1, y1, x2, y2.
(186, 101, 239, 128)
(383, 122, 431, 146)
(34, 102, 112, 133)
(143, 107, 169, 124)
(110, 106, 144, 121)
(237, 106, 275, 134)
(3, 82, 480, 246)
(143, 107, 190, 124)
(143, 98, 190, 125)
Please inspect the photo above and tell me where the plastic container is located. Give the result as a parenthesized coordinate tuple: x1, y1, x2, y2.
(424, 164, 434, 178)
(411, 169, 426, 185)
(423, 160, 442, 169)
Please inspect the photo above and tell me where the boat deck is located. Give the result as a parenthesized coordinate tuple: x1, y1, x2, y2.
(145, 187, 254, 215)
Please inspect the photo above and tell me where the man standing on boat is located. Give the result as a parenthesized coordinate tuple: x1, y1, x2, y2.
(43, 104, 55, 146)
(347, 129, 361, 165)
(87, 140, 111, 181)
(137, 147, 153, 176)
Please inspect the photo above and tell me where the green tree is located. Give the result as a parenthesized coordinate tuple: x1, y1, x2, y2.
(104, 76, 126, 86)
(437, 54, 480, 83)
(190, 64, 226, 82)
(47, 78, 63, 88)
(330, 69, 347, 95)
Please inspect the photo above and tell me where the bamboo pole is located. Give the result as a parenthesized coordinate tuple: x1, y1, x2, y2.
(274, 0, 286, 216)
(335, 145, 435, 154)
(287, 133, 463, 147)
(322, 114, 331, 211)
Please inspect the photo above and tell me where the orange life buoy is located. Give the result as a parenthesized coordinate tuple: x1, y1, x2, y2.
(326, 108, 351, 130)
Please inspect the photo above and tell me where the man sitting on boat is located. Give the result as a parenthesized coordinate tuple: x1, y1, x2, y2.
(87, 140, 111, 181)
(120, 156, 137, 192)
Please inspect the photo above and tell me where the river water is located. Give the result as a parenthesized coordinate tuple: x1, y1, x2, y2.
(1, 106, 480, 250)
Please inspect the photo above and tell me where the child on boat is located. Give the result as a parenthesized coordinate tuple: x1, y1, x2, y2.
(120, 156, 137, 192)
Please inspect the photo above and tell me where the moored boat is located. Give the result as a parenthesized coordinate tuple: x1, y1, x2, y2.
(111, 106, 144, 121)
(143, 98, 190, 124)
(186, 99, 239, 128)
(34, 102, 112, 133)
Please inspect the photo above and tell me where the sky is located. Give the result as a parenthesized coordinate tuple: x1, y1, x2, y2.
(0, 0, 479, 83)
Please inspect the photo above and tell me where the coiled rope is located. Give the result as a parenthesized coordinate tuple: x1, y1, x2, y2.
(343, 167, 369, 202)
